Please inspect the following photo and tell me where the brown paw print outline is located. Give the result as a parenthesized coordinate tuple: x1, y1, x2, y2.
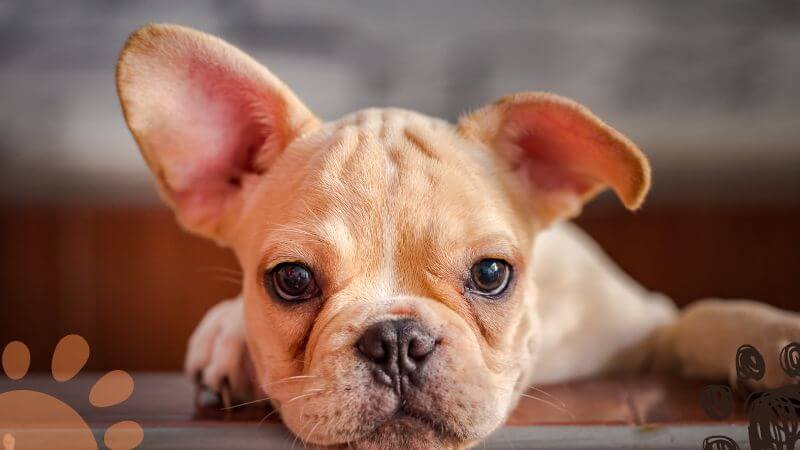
(700, 343, 800, 450)
(0, 335, 143, 449)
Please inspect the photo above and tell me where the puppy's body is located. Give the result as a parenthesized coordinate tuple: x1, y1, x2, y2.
(117, 24, 800, 449)
(531, 222, 677, 384)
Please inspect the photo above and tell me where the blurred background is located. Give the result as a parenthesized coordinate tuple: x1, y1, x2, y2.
(1, 0, 798, 372)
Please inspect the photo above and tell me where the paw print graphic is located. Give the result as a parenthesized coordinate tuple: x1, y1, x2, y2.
(0, 335, 143, 449)
(700, 343, 800, 450)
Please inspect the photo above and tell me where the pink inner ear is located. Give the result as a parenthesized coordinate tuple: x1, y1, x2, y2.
(153, 57, 287, 225)
(507, 102, 633, 202)
(517, 132, 595, 196)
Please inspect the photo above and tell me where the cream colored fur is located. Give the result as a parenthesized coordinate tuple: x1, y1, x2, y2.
(117, 24, 800, 450)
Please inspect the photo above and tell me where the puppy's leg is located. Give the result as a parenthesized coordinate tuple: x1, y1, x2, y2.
(530, 224, 800, 395)
(651, 299, 800, 390)
(531, 223, 679, 384)
(185, 295, 254, 402)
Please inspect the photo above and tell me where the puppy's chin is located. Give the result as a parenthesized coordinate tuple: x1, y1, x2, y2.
(350, 414, 458, 450)
(284, 381, 480, 450)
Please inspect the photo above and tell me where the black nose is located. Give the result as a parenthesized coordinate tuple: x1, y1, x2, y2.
(356, 319, 437, 392)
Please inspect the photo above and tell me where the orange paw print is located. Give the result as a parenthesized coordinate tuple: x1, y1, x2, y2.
(0, 335, 143, 450)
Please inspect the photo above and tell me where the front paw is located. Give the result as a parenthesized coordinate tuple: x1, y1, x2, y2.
(185, 297, 253, 407)
(729, 323, 800, 392)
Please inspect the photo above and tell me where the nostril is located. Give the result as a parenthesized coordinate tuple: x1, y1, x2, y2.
(407, 335, 436, 361)
(356, 321, 396, 364)
(357, 338, 387, 363)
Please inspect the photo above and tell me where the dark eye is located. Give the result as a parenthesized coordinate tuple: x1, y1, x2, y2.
(469, 259, 512, 296)
(268, 263, 318, 302)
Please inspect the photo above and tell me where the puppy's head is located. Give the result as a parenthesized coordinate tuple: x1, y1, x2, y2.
(117, 24, 649, 449)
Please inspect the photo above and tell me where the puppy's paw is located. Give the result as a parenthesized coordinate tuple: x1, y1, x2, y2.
(185, 296, 253, 405)
(728, 323, 800, 392)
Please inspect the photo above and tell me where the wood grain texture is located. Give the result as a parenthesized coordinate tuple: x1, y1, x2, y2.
(0, 373, 749, 424)
(0, 373, 749, 449)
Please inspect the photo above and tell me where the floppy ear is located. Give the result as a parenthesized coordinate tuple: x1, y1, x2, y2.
(116, 24, 319, 242)
(458, 92, 650, 225)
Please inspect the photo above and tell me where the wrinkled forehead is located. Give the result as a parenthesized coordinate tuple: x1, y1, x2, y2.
(236, 108, 528, 271)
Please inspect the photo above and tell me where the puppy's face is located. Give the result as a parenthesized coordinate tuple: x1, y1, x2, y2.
(235, 111, 537, 448)
(117, 25, 649, 449)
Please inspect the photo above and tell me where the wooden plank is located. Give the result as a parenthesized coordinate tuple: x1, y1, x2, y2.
(507, 377, 635, 425)
(67, 424, 744, 450)
(0, 373, 749, 449)
(0, 373, 748, 425)
(624, 376, 747, 425)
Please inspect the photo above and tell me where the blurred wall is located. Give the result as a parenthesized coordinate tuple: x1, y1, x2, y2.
(1, 0, 799, 203)
(1, 0, 798, 371)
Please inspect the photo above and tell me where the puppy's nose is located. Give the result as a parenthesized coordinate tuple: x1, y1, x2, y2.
(356, 319, 437, 391)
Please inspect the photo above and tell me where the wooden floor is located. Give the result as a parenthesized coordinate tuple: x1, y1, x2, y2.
(0, 373, 748, 449)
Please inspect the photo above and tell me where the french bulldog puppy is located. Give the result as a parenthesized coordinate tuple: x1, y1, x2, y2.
(116, 24, 800, 449)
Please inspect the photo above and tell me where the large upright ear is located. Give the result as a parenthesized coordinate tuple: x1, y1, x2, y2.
(458, 92, 650, 225)
(116, 24, 320, 242)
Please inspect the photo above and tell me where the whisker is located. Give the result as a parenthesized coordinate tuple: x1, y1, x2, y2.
(527, 385, 566, 407)
(290, 418, 319, 450)
(258, 408, 280, 426)
(287, 391, 321, 404)
(263, 374, 318, 383)
(261, 375, 319, 389)
(305, 420, 322, 445)
(322, 412, 335, 442)
(519, 392, 575, 419)
(222, 396, 272, 410)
